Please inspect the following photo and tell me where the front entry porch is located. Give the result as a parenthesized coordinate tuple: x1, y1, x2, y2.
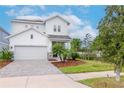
(52, 41, 70, 57)
(48, 41, 71, 59)
(47, 35, 71, 59)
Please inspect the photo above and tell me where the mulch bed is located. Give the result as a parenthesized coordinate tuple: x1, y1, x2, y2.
(0, 60, 12, 69)
(52, 59, 85, 68)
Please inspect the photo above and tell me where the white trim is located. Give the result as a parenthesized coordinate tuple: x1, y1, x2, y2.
(45, 15, 70, 25)
(14, 45, 47, 47)
(12, 20, 45, 25)
(0, 42, 9, 45)
(49, 38, 71, 42)
(7, 27, 48, 39)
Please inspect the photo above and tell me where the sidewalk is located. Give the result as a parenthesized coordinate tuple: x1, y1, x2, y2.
(0, 74, 89, 88)
(67, 71, 124, 81)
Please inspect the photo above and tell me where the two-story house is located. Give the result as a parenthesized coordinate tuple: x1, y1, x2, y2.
(8, 15, 71, 61)
(0, 27, 9, 51)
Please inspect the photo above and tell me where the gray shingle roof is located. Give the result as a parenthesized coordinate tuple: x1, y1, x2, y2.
(12, 15, 70, 25)
(13, 19, 44, 22)
(48, 35, 71, 40)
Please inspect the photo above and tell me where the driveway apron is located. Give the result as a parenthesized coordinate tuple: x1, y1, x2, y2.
(0, 61, 62, 77)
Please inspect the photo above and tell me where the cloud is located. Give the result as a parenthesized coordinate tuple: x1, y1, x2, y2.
(64, 8, 73, 15)
(69, 25, 98, 40)
(5, 9, 17, 16)
(83, 5, 90, 8)
(5, 6, 46, 17)
(5, 6, 35, 16)
(18, 6, 34, 16)
(39, 5, 46, 11)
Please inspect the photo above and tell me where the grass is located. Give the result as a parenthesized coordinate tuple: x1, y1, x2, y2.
(79, 76, 124, 88)
(59, 60, 114, 74)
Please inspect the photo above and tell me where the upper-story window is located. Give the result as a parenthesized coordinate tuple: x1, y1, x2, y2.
(25, 25, 28, 28)
(36, 26, 39, 29)
(58, 25, 61, 32)
(53, 25, 56, 32)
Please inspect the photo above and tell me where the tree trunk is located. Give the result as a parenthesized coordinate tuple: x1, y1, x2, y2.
(59, 54, 62, 62)
(115, 66, 121, 81)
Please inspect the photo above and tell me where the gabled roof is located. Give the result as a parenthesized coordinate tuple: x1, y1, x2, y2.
(44, 15, 70, 25)
(16, 16, 43, 21)
(7, 27, 48, 39)
(0, 27, 10, 35)
(12, 15, 70, 25)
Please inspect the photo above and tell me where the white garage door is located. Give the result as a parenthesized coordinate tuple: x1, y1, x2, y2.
(14, 46, 47, 61)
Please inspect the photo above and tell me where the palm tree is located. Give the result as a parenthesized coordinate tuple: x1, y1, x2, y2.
(71, 38, 82, 52)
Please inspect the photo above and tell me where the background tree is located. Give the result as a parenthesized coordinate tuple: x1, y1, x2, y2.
(82, 33, 93, 60)
(71, 38, 82, 52)
(93, 6, 124, 81)
(83, 33, 93, 49)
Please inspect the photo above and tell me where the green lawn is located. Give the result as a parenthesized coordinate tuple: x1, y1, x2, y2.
(59, 60, 114, 74)
(79, 76, 124, 88)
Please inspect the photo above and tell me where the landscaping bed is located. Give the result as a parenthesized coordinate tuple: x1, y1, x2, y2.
(52, 59, 85, 68)
(79, 76, 124, 88)
(0, 60, 12, 69)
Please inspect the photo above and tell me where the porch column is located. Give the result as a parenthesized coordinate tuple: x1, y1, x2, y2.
(47, 40, 53, 58)
(65, 41, 71, 49)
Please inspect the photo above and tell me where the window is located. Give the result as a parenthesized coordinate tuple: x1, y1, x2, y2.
(30, 34, 33, 39)
(53, 25, 56, 32)
(10, 46, 13, 49)
(58, 25, 61, 32)
(36, 26, 39, 29)
(25, 25, 28, 28)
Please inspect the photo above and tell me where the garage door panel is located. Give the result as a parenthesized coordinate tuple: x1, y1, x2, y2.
(14, 46, 47, 61)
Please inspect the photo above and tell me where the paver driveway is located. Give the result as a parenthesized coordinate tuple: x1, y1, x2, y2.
(0, 61, 62, 77)
(0, 61, 89, 88)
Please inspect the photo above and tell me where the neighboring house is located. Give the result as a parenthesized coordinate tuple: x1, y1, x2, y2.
(0, 27, 9, 51)
(8, 15, 71, 61)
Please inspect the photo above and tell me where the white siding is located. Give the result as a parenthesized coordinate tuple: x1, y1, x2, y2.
(11, 22, 45, 34)
(45, 17, 68, 36)
(9, 29, 48, 51)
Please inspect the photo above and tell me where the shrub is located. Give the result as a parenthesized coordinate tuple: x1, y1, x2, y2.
(0, 48, 13, 61)
(62, 49, 69, 62)
(80, 52, 97, 60)
(69, 51, 79, 60)
(71, 38, 82, 52)
(52, 43, 64, 61)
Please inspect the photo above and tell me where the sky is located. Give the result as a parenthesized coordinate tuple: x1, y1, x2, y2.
(0, 5, 106, 39)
